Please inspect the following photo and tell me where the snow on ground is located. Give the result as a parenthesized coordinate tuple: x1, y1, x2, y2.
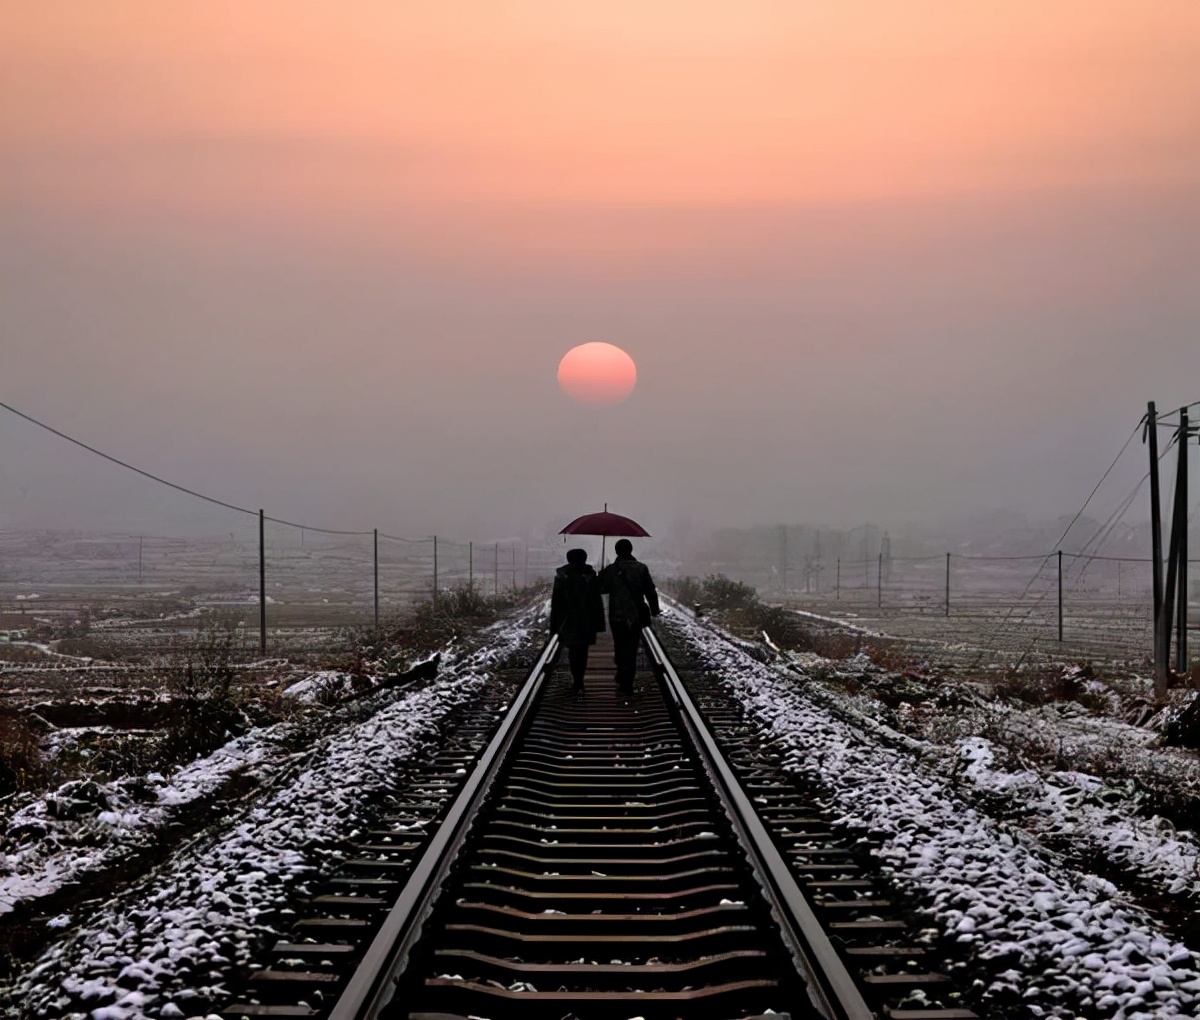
(1, 722, 280, 914)
(280, 668, 347, 703)
(669, 607, 1200, 1019)
(2, 608, 543, 1019)
(787, 655, 1200, 906)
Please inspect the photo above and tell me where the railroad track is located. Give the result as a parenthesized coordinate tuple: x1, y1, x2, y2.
(221, 619, 976, 1020)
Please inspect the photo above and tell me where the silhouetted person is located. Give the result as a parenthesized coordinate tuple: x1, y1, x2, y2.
(600, 538, 660, 694)
(550, 547, 605, 692)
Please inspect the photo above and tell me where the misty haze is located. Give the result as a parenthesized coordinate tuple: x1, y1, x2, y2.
(2, 4, 1199, 1020)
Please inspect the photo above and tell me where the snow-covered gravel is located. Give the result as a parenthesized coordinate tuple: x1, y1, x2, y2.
(2, 609, 543, 1020)
(777, 654, 1200, 909)
(669, 608, 1200, 1019)
(2, 729, 286, 917)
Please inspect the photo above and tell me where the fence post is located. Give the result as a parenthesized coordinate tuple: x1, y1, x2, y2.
(1057, 549, 1063, 642)
(373, 529, 379, 630)
(259, 509, 267, 654)
(945, 552, 950, 617)
(433, 535, 438, 609)
(469, 541, 474, 593)
(877, 551, 883, 609)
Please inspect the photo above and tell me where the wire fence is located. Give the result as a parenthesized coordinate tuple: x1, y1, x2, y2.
(0, 401, 572, 654)
(759, 549, 1198, 667)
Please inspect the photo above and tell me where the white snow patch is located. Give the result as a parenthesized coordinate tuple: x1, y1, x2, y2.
(670, 609, 1200, 1019)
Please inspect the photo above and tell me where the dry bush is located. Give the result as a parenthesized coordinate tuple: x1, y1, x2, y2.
(699, 575, 759, 611)
(162, 613, 252, 760)
(863, 643, 924, 675)
(377, 585, 530, 652)
(665, 576, 704, 607)
(0, 707, 44, 796)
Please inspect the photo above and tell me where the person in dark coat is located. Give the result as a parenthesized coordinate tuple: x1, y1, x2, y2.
(550, 548, 605, 692)
(599, 538, 660, 694)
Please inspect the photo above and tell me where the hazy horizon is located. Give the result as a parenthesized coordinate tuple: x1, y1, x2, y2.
(3, 3, 1198, 549)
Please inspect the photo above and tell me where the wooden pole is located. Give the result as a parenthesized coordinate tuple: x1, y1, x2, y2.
(945, 552, 950, 617)
(432, 535, 438, 609)
(469, 541, 474, 593)
(877, 551, 883, 609)
(373, 528, 379, 630)
(1157, 413, 1191, 695)
(836, 557, 840, 600)
(1148, 401, 1165, 687)
(1057, 550, 1064, 642)
(138, 536, 143, 584)
(779, 524, 788, 595)
(1159, 474, 1185, 692)
(494, 542, 499, 596)
(259, 510, 266, 654)
(1176, 407, 1189, 675)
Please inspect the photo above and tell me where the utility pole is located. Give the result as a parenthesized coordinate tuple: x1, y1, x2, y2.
(945, 552, 950, 617)
(469, 541, 474, 594)
(494, 542, 499, 596)
(373, 529, 379, 631)
(836, 557, 840, 600)
(259, 510, 266, 654)
(511, 544, 517, 590)
(138, 536, 143, 584)
(1147, 401, 1165, 689)
(1057, 550, 1064, 642)
(523, 542, 529, 589)
(814, 530, 822, 595)
(1176, 407, 1189, 675)
(877, 551, 883, 609)
(432, 536, 438, 609)
(779, 524, 788, 596)
(1158, 409, 1192, 696)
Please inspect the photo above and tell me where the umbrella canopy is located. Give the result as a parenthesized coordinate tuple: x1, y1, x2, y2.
(560, 505, 650, 537)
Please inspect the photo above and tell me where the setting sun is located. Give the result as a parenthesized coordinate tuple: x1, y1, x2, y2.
(557, 342, 638, 407)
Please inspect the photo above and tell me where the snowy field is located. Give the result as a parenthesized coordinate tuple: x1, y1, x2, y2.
(0, 607, 543, 1019)
(667, 606, 1200, 1019)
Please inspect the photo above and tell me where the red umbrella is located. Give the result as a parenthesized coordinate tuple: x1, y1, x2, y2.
(560, 505, 649, 567)
(559, 504, 651, 538)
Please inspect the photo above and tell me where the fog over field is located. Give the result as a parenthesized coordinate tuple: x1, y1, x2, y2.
(2, 3, 1198, 548)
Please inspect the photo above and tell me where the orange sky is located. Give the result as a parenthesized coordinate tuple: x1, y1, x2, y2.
(2, 2, 1198, 534)
(4, 1, 1197, 249)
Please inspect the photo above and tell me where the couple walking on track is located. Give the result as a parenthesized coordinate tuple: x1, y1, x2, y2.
(549, 538, 661, 695)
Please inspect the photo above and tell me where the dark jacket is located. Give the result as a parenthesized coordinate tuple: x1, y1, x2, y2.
(550, 562, 605, 646)
(600, 555, 660, 628)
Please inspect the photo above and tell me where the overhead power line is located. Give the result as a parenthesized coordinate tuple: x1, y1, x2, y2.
(1, 399, 257, 517)
(2, 399, 373, 537)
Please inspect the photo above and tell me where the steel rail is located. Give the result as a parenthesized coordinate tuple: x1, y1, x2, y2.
(642, 623, 876, 1020)
(327, 632, 560, 1020)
